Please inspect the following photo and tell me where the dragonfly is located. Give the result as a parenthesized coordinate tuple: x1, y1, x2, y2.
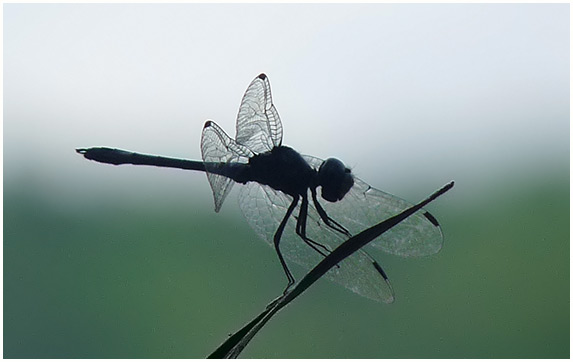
(77, 74, 444, 303)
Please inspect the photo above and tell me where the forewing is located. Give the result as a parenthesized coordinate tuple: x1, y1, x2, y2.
(303, 155, 444, 257)
(238, 181, 395, 303)
(201, 121, 252, 212)
(235, 74, 283, 153)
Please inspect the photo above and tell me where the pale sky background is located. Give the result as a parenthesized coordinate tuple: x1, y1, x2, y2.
(4, 3, 569, 205)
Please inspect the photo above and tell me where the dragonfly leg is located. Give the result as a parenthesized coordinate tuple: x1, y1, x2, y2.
(274, 195, 299, 294)
(296, 194, 343, 269)
(295, 194, 331, 257)
(311, 188, 351, 237)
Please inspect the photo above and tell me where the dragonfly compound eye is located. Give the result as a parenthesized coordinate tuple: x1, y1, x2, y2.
(318, 158, 354, 202)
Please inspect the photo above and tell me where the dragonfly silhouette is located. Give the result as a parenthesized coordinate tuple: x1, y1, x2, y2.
(77, 74, 444, 303)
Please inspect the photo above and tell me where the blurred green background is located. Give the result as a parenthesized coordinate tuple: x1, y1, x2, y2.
(4, 3, 569, 358)
(4, 167, 569, 358)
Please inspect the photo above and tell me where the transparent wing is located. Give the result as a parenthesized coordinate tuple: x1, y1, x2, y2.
(235, 73, 283, 153)
(303, 155, 444, 256)
(238, 182, 395, 303)
(201, 120, 252, 212)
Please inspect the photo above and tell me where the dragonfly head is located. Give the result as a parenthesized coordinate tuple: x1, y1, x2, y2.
(317, 158, 354, 202)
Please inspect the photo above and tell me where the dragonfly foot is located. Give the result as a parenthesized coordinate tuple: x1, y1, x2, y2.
(265, 296, 283, 310)
(281, 282, 295, 297)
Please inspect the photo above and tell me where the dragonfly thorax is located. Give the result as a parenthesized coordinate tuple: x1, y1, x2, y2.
(248, 146, 318, 197)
